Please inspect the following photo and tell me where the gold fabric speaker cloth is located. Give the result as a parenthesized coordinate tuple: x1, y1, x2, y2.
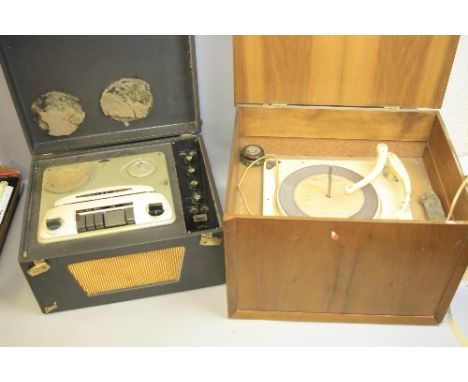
(68, 247, 185, 296)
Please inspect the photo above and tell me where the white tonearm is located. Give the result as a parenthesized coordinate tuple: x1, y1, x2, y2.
(345, 143, 412, 219)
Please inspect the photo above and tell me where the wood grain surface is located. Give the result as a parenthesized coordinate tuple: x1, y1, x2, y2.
(225, 36, 467, 324)
(428, 115, 468, 221)
(238, 106, 436, 142)
(224, 106, 468, 324)
(238, 136, 426, 158)
(234, 36, 459, 108)
(224, 111, 242, 215)
(228, 216, 467, 322)
(231, 310, 438, 325)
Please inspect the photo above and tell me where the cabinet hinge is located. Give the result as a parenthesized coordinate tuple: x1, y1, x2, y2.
(199, 233, 223, 247)
(263, 103, 288, 108)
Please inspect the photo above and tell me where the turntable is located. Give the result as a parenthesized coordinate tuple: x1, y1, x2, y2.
(262, 143, 412, 220)
(224, 35, 468, 325)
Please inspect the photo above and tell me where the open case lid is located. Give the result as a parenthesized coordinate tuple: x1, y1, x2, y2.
(233, 35, 459, 109)
(0, 36, 200, 155)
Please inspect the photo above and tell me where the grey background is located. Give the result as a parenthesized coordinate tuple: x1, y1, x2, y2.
(0, 35, 466, 345)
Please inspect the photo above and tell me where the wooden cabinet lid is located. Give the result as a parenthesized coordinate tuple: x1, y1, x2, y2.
(234, 36, 459, 109)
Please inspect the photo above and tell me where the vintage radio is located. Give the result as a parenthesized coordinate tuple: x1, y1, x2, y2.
(224, 36, 468, 324)
(0, 36, 225, 313)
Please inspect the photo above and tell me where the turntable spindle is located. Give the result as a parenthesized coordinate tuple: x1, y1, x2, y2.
(326, 166, 333, 198)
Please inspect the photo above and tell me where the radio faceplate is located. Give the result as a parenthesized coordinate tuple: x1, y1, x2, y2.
(38, 186, 174, 243)
(37, 152, 176, 243)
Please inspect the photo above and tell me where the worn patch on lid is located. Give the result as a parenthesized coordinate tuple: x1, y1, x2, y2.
(100, 78, 154, 126)
(31, 91, 86, 137)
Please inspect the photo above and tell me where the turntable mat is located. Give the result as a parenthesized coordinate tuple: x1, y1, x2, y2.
(278, 165, 378, 219)
(293, 175, 365, 218)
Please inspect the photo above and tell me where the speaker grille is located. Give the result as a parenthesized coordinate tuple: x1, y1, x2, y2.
(68, 247, 185, 296)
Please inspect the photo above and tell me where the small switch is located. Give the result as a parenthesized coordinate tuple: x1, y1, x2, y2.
(94, 213, 104, 230)
(125, 207, 136, 224)
(104, 209, 127, 228)
(148, 203, 164, 216)
(193, 214, 208, 223)
(47, 217, 62, 231)
(85, 214, 95, 231)
(76, 215, 86, 233)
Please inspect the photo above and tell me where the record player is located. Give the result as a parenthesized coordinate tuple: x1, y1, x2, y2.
(261, 143, 413, 220)
(0, 36, 225, 313)
(224, 36, 468, 325)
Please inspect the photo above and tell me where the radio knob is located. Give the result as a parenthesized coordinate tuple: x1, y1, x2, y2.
(192, 193, 202, 203)
(187, 167, 196, 176)
(199, 205, 209, 214)
(46, 217, 62, 231)
(189, 179, 199, 189)
(148, 203, 164, 216)
(188, 206, 199, 215)
(185, 154, 193, 163)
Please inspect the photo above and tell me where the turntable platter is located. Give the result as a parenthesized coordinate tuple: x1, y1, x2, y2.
(277, 165, 379, 218)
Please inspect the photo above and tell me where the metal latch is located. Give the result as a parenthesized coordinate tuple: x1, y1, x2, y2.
(199, 233, 223, 247)
(180, 133, 196, 139)
(44, 302, 58, 314)
(27, 260, 50, 277)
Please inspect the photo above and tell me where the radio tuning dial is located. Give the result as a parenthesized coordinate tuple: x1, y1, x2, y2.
(188, 206, 199, 215)
(187, 167, 196, 176)
(192, 192, 202, 203)
(199, 204, 209, 214)
(126, 158, 156, 178)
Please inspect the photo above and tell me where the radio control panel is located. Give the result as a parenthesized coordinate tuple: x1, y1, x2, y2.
(173, 139, 218, 232)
